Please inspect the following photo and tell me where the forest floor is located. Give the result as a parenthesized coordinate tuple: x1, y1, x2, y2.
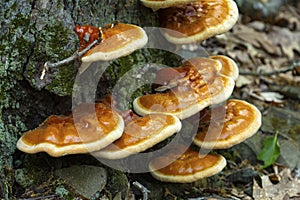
(14, 2, 300, 200)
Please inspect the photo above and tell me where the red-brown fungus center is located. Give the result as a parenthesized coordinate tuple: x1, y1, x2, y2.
(158, 0, 231, 37)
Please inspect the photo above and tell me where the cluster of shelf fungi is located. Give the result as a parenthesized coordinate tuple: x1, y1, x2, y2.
(17, 0, 262, 183)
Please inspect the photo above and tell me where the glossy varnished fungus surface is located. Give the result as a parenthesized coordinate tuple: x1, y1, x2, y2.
(21, 115, 80, 147)
(74, 25, 100, 51)
(94, 114, 182, 159)
(135, 91, 198, 113)
(210, 55, 239, 80)
(17, 103, 124, 157)
(109, 114, 176, 149)
(138, 75, 234, 112)
(154, 57, 220, 88)
(133, 57, 235, 119)
(194, 99, 262, 149)
(86, 23, 142, 54)
(157, 0, 239, 44)
(73, 103, 123, 138)
(81, 23, 148, 62)
(149, 147, 226, 182)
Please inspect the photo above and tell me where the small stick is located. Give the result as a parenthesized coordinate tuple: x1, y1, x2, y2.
(40, 39, 99, 79)
(133, 181, 150, 200)
(239, 61, 300, 76)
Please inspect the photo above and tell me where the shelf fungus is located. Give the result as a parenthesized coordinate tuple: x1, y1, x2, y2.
(94, 112, 181, 159)
(157, 0, 239, 44)
(133, 56, 236, 119)
(209, 55, 239, 81)
(193, 99, 262, 149)
(140, 0, 197, 11)
(74, 25, 100, 52)
(16, 103, 124, 157)
(74, 23, 148, 62)
(149, 146, 226, 183)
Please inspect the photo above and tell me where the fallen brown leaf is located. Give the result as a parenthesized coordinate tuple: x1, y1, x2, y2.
(252, 168, 300, 200)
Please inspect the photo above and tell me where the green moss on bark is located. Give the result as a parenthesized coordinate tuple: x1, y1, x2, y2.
(24, 4, 77, 96)
(0, 0, 181, 198)
(0, 1, 34, 198)
(0, 0, 76, 198)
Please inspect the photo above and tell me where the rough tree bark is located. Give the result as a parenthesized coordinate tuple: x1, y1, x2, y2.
(0, 0, 174, 198)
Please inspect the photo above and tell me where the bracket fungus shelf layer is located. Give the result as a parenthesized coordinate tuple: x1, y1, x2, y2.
(155, 0, 239, 44)
(210, 55, 239, 81)
(140, 0, 197, 11)
(74, 23, 148, 62)
(149, 146, 227, 183)
(193, 99, 262, 149)
(94, 113, 181, 159)
(16, 0, 264, 184)
(16, 103, 124, 157)
(133, 56, 236, 119)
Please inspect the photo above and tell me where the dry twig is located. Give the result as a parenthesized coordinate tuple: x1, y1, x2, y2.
(133, 181, 150, 200)
(40, 39, 99, 79)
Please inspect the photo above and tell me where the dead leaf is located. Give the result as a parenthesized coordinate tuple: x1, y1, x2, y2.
(259, 92, 284, 103)
(233, 24, 281, 55)
(253, 178, 270, 200)
(252, 168, 300, 200)
(275, 8, 300, 31)
(269, 27, 300, 59)
(236, 75, 253, 88)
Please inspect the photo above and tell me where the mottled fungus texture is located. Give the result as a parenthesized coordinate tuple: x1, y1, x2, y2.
(0, 0, 165, 198)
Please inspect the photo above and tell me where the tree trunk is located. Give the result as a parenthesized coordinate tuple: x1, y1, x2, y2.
(0, 0, 170, 198)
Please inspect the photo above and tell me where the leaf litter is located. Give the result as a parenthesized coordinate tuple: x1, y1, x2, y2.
(16, 2, 300, 200)
(253, 167, 300, 200)
(201, 2, 300, 200)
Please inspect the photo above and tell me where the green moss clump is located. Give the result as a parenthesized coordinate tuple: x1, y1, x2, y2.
(25, 20, 77, 96)
(0, 1, 34, 197)
(0, 1, 77, 198)
(55, 186, 70, 198)
(45, 64, 76, 96)
(288, 125, 300, 141)
(270, 117, 288, 132)
(0, 0, 31, 157)
(14, 168, 35, 188)
(105, 168, 129, 197)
